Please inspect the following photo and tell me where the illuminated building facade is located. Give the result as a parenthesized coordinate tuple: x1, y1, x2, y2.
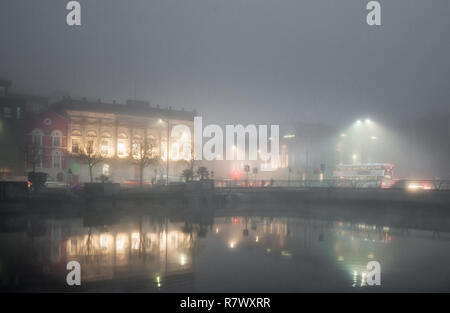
(53, 98, 195, 184)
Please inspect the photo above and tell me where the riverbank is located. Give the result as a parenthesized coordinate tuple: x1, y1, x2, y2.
(1, 187, 449, 217)
(223, 187, 450, 207)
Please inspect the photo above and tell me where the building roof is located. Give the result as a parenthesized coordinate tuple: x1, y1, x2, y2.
(0, 93, 48, 102)
(53, 98, 195, 121)
(0, 79, 12, 89)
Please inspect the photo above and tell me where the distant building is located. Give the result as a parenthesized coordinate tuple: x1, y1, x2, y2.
(0, 93, 27, 177)
(0, 79, 49, 117)
(0, 79, 50, 178)
(0, 79, 47, 180)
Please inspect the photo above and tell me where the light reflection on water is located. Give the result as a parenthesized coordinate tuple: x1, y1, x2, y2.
(1, 212, 450, 292)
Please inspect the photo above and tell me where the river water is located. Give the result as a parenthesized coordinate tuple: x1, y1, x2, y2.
(1, 206, 450, 292)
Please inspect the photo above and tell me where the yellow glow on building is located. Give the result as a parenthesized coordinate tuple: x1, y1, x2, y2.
(116, 233, 129, 252)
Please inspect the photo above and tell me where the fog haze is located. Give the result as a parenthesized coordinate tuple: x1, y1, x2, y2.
(1, 0, 450, 125)
(1, 0, 450, 177)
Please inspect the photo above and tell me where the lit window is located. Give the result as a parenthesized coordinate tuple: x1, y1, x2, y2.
(87, 140, 94, 153)
(132, 142, 141, 159)
(118, 141, 126, 157)
(101, 140, 109, 156)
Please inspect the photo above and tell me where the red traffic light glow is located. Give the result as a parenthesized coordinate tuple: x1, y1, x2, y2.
(231, 169, 242, 180)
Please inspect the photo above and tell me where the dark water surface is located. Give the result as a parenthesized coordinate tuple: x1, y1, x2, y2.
(1, 206, 450, 292)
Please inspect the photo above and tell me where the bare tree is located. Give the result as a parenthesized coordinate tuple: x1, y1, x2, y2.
(28, 141, 43, 173)
(180, 144, 197, 182)
(76, 142, 104, 183)
(131, 137, 160, 186)
(197, 166, 209, 180)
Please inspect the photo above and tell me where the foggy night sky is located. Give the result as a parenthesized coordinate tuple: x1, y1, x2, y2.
(1, 0, 450, 127)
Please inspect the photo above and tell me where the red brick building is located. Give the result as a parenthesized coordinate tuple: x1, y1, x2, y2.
(27, 110, 68, 182)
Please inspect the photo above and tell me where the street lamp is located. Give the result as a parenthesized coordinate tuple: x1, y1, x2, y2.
(159, 118, 170, 185)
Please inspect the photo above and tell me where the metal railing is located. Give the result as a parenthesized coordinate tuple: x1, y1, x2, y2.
(213, 179, 450, 190)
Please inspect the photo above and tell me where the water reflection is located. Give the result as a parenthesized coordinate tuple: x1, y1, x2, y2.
(66, 222, 195, 287)
(1, 210, 450, 292)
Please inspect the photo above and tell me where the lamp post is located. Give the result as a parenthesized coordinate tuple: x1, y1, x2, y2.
(159, 118, 170, 185)
(283, 133, 296, 183)
(339, 118, 378, 164)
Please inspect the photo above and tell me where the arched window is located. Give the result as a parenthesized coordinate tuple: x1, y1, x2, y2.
(31, 129, 43, 146)
(147, 135, 158, 156)
(71, 130, 82, 137)
(100, 132, 111, 156)
(86, 130, 97, 152)
(86, 130, 97, 138)
(71, 129, 82, 153)
(117, 133, 128, 157)
(52, 150, 62, 169)
(51, 130, 63, 147)
(132, 135, 142, 159)
(100, 140, 109, 156)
